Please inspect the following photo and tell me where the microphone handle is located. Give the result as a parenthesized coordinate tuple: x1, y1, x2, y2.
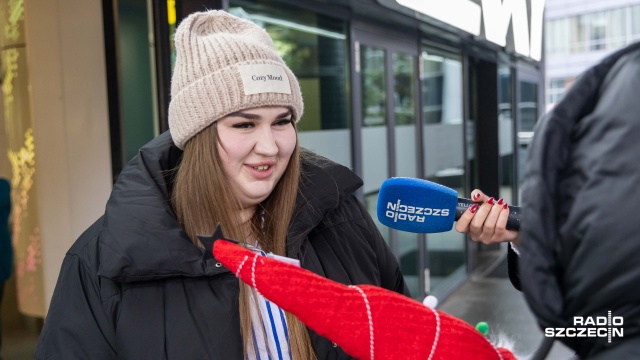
(455, 197, 521, 231)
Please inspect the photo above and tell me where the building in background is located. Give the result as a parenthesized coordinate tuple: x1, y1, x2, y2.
(1, 0, 545, 332)
(545, 0, 640, 110)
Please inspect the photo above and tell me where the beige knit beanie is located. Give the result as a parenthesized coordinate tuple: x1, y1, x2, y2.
(168, 10, 304, 149)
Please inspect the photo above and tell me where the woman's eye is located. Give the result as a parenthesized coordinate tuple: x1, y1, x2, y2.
(232, 122, 254, 129)
(274, 119, 293, 126)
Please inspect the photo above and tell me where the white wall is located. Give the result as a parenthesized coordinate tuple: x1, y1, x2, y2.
(24, 0, 112, 312)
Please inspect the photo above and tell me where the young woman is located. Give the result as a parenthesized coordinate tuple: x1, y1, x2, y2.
(35, 10, 408, 360)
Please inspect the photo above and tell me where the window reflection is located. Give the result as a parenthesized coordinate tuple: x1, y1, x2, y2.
(421, 48, 466, 297)
(421, 52, 462, 125)
(517, 81, 538, 194)
(546, 5, 639, 55)
(360, 44, 390, 248)
(362, 47, 386, 127)
(498, 65, 514, 204)
(361, 45, 389, 197)
(393, 52, 420, 297)
(393, 52, 417, 179)
(393, 53, 415, 126)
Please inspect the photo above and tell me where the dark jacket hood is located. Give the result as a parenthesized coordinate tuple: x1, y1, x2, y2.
(97, 131, 363, 283)
(520, 42, 640, 357)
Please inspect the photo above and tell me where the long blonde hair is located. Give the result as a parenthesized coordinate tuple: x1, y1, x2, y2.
(171, 121, 316, 359)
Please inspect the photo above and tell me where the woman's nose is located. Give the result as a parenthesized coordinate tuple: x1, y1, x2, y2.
(253, 127, 278, 156)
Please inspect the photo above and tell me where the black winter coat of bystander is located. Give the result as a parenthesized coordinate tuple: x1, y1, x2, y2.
(519, 42, 640, 358)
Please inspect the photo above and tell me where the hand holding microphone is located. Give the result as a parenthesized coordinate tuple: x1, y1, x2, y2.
(376, 177, 520, 244)
(455, 189, 520, 245)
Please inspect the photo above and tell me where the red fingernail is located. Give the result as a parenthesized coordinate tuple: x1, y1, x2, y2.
(470, 204, 479, 213)
(487, 197, 495, 205)
(503, 203, 508, 210)
(473, 192, 481, 200)
(497, 198, 504, 205)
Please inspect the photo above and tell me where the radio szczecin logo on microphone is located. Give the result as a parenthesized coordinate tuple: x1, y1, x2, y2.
(385, 200, 450, 223)
(545, 311, 623, 343)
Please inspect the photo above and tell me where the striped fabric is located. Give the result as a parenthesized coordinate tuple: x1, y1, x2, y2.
(246, 248, 293, 360)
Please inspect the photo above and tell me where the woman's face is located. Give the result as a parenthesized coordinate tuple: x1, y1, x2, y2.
(216, 106, 297, 208)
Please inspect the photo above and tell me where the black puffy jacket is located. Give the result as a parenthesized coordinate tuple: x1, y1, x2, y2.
(520, 42, 640, 358)
(35, 132, 409, 360)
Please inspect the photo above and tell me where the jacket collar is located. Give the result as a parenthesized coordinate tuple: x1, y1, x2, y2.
(97, 132, 362, 282)
(286, 150, 363, 259)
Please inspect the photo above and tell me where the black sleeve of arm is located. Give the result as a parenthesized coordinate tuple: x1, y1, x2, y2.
(507, 245, 522, 291)
(35, 253, 117, 360)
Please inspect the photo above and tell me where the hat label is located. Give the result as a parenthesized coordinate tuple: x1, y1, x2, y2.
(238, 64, 292, 95)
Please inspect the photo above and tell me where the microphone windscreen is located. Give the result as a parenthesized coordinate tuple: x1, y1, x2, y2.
(376, 177, 458, 233)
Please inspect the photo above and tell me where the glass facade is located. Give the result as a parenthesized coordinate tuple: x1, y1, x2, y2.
(421, 48, 466, 297)
(634, 5, 640, 38)
(360, 44, 391, 245)
(361, 44, 389, 196)
(547, 5, 640, 56)
(358, 42, 424, 296)
(498, 65, 515, 204)
(517, 79, 539, 194)
(547, 78, 568, 107)
(392, 51, 420, 296)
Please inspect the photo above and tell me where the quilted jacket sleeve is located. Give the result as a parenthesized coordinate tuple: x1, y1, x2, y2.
(35, 243, 117, 359)
(353, 196, 411, 298)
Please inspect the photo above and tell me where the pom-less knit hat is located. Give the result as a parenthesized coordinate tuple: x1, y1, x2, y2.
(168, 10, 304, 149)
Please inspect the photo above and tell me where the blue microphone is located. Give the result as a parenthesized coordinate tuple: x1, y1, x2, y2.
(376, 177, 521, 233)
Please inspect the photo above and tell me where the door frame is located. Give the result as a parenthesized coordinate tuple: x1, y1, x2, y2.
(350, 23, 427, 297)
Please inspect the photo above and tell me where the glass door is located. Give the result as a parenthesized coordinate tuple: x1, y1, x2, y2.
(516, 66, 541, 203)
(420, 47, 467, 298)
(353, 28, 423, 299)
(498, 63, 516, 205)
